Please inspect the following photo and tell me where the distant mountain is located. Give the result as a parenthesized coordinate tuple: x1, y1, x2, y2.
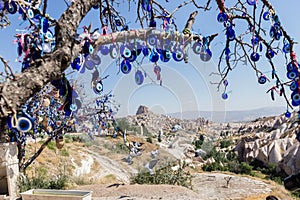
(168, 106, 285, 123)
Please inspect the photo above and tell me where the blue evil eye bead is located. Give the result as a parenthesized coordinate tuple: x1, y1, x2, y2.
(91, 54, 101, 65)
(287, 62, 295, 71)
(200, 47, 212, 62)
(222, 93, 228, 100)
(128, 51, 137, 62)
(258, 75, 267, 84)
(226, 27, 235, 41)
(265, 49, 275, 59)
(27, 9, 34, 19)
(250, 52, 260, 62)
(84, 56, 95, 70)
(89, 45, 94, 54)
(247, 0, 256, 6)
(283, 43, 290, 53)
(274, 30, 282, 40)
(251, 36, 259, 46)
(287, 69, 298, 80)
(42, 18, 49, 33)
(120, 60, 132, 74)
(142, 47, 150, 56)
(224, 20, 232, 28)
(160, 50, 171, 62)
(269, 26, 275, 39)
(149, 20, 156, 28)
(142, 0, 151, 12)
(192, 42, 202, 54)
(149, 50, 159, 63)
(0, 1, 4, 10)
(292, 91, 300, 106)
(223, 80, 229, 87)
(100, 45, 109, 55)
(290, 81, 298, 91)
(120, 45, 132, 58)
(154, 65, 161, 74)
(263, 11, 270, 20)
(148, 35, 157, 46)
(135, 70, 144, 85)
(5, 1, 17, 14)
(109, 45, 118, 59)
(217, 12, 227, 23)
(95, 81, 103, 93)
(70, 104, 77, 111)
(114, 16, 122, 26)
(172, 49, 184, 62)
(285, 111, 291, 118)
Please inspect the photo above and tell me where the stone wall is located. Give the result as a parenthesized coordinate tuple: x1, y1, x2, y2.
(0, 143, 19, 200)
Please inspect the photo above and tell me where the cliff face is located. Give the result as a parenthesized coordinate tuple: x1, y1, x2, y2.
(233, 113, 300, 175)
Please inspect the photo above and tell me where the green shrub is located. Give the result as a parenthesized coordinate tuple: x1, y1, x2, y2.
(47, 141, 56, 151)
(146, 136, 153, 143)
(18, 173, 68, 193)
(131, 161, 192, 189)
(220, 140, 232, 149)
(60, 148, 69, 157)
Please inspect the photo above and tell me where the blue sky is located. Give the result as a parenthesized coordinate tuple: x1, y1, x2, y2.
(0, 0, 299, 118)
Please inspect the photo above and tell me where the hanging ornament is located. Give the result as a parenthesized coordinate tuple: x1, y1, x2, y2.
(149, 50, 159, 63)
(135, 70, 144, 85)
(247, 0, 256, 6)
(258, 75, 267, 84)
(263, 11, 270, 21)
(265, 48, 275, 59)
(200, 47, 212, 62)
(217, 12, 227, 23)
(250, 52, 260, 62)
(192, 41, 202, 54)
(120, 60, 132, 74)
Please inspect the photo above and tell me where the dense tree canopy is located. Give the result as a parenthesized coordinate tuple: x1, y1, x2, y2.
(0, 0, 299, 171)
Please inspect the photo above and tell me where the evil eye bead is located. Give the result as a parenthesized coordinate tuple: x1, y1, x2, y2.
(287, 69, 298, 80)
(128, 51, 137, 62)
(70, 104, 77, 111)
(222, 93, 228, 100)
(226, 27, 235, 41)
(200, 47, 212, 62)
(96, 81, 103, 92)
(5, 1, 17, 14)
(287, 62, 295, 71)
(0, 1, 4, 10)
(91, 54, 101, 65)
(142, 47, 150, 56)
(172, 49, 184, 62)
(265, 49, 275, 59)
(100, 45, 109, 55)
(149, 20, 156, 28)
(114, 16, 122, 26)
(223, 80, 229, 87)
(290, 81, 298, 91)
(149, 51, 159, 63)
(109, 45, 119, 59)
(120, 45, 132, 58)
(247, 0, 256, 6)
(250, 52, 260, 62)
(120, 60, 132, 74)
(142, 0, 151, 12)
(292, 91, 300, 106)
(192, 42, 202, 54)
(263, 11, 270, 21)
(135, 70, 144, 85)
(251, 37, 259, 46)
(84, 56, 95, 70)
(275, 30, 282, 40)
(269, 26, 275, 38)
(160, 50, 171, 62)
(285, 111, 291, 118)
(258, 75, 267, 84)
(148, 35, 157, 46)
(224, 20, 232, 28)
(27, 9, 34, 19)
(154, 65, 161, 74)
(283, 43, 290, 53)
(217, 12, 227, 23)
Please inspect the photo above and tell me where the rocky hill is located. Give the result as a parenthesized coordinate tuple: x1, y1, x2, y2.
(22, 105, 300, 199)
